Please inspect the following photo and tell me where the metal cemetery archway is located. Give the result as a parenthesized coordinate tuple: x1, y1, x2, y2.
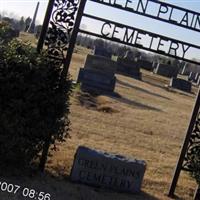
(37, 0, 200, 198)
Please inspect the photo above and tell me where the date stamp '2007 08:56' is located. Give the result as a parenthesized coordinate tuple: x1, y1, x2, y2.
(0, 181, 51, 200)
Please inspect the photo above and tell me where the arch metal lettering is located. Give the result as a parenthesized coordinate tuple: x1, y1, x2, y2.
(90, 0, 200, 33)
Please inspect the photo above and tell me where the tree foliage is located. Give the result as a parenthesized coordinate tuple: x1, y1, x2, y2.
(0, 21, 19, 44)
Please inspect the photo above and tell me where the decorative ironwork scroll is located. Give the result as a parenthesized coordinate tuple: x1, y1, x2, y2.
(183, 112, 200, 171)
(44, 0, 80, 65)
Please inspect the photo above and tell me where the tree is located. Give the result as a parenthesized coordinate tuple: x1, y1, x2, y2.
(19, 16, 25, 31)
(94, 38, 105, 48)
(0, 22, 72, 172)
(35, 25, 42, 38)
(0, 40, 72, 172)
(24, 17, 32, 32)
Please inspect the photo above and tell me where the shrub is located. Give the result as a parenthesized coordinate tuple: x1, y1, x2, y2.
(0, 38, 72, 171)
(0, 21, 19, 44)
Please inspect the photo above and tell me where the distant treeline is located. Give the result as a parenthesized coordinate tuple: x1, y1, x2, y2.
(0, 14, 41, 36)
(76, 33, 183, 66)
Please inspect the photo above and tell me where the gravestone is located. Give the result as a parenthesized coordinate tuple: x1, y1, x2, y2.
(188, 72, 199, 83)
(77, 68, 116, 92)
(117, 50, 141, 79)
(77, 54, 117, 92)
(94, 46, 112, 59)
(137, 59, 153, 71)
(154, 63, 179, 78)
(70, 146, 146, 193)
(170, 78, 192, 92)
(84, 54, 116, 75)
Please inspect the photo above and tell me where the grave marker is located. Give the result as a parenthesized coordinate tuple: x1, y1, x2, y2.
(77, 54, 117, 92)
(170, 78, 192, 93)
(116, 50, 141, 79)
(77, 68, 116, 92)
(70, 146, 146, 193)
(137, 60, 153, 71)
(94, 46, 112, 58)
(154, 63, 179, 78)
(84, 54, 116, 75)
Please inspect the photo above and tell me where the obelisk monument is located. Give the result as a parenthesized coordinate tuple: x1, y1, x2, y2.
(27, 2, 40, 33)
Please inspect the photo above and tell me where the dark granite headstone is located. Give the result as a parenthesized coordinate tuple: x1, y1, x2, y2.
(137, 60, 153, 71)
(116, 50, 141, 79)
(170, 78, 192, 92)
(94, 47, 104, 57)
(77, 54, 117, 92)
(117, 57, 141, 80)
(94, 46, 112, 59)
(84, 54, 117, 76)
(77, 68, 116, 92)
(154, 63, 179, 78)
(70, 146, 146, 193)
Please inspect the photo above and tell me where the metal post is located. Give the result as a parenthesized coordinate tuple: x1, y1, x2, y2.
(168, 88, 200, 197)
(37, 0, 55, 53)
(61, 0, 87, 81)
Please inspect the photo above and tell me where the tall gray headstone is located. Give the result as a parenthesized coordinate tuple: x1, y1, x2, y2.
(27, 2, 40, 33)
(77, 54, 117, 92)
